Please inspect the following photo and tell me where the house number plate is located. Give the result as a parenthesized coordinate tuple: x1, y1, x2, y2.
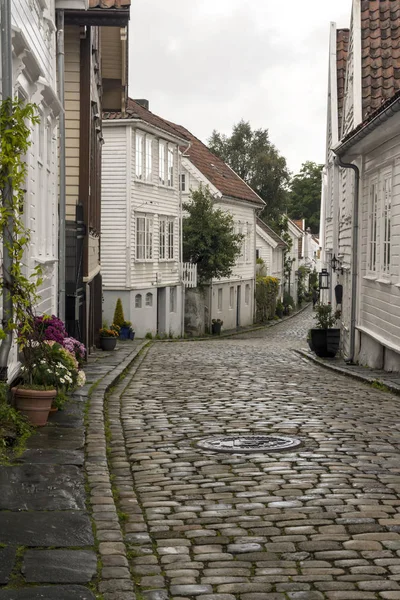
(197, 435, 301, 453)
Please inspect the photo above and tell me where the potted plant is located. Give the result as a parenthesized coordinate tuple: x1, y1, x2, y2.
(119, 320, 134, 340)
(212, 318, 223, 335)
(99, 324, 119, 351)
(310, 303, 341, 358)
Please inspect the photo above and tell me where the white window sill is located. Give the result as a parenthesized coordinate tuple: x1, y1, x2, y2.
(159, 259, 175, 263)
(158, 184, 175, 191)
(363, 274, 378, 281)
(33, 256, 58, 265)
(376, 278, 391, 285)
(135, 259, 154, 263)
(134, 178, 155, 187)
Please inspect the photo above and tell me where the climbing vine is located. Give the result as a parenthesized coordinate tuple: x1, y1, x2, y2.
(0, 98, 41, 340)
(255, 276, 280, 322)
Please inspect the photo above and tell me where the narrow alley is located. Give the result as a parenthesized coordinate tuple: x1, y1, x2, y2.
(108, 308, 400, 600)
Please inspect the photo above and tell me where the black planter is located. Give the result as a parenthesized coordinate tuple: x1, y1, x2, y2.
(212, 322, 222, 335)
(310, 328, 340, 358)
(100, 337, 117, 351)
(119, 326, 130, 340)
(129, 330, 135, 340)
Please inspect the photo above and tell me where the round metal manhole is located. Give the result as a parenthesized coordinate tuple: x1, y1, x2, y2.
(197, 434, 302, 454)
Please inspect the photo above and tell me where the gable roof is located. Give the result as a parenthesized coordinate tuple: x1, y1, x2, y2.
(337, 28, 350, 136)
(361, 0, 400, 120)
(166, 121, 264, 207)
(103, 98, 189, 142)
(256, 218, 287, 248)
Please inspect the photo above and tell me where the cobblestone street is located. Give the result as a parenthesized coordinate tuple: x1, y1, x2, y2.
(113, 308, 400, 600)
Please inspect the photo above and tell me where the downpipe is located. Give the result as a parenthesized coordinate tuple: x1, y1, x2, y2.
(334, 154, 360, 365)
(57, 10, 66, 321)
(0, 0, 14, 381)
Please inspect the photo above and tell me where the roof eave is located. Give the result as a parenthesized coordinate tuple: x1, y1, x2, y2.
(64, 8, 130, 26)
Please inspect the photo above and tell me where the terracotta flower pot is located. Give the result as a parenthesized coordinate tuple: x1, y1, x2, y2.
(12, 387, 56, 427)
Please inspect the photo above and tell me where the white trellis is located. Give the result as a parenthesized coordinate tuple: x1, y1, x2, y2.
(181, 262, 197, 288)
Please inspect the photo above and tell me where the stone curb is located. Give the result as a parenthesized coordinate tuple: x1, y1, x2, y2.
(85, 341, 149, 600)
(295, 348, 400, 396)
(153, 302, 312, 343)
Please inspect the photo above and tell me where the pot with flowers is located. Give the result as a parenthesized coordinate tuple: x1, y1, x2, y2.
(310, 302, 341, 358)
(99, 324, 119, 351)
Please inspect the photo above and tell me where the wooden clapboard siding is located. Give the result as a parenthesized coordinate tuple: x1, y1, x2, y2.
(65, 26, 81, 219)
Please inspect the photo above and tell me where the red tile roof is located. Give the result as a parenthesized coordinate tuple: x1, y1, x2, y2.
(337, 28, 350, 136)
(165, 121, 264, 207)
(89, 0, 130, 7)
(256, 218, 287, 248)
(103, 98, 189, 141)
(361, 0, 400, 119)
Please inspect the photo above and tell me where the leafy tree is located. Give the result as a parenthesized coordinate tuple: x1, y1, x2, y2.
(287, 161, 323, 234)
(183, 186, 243, 284)
(208, 120, 290, 225)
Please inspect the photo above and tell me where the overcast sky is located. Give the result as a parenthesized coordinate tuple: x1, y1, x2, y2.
(128, 0, 351, 175)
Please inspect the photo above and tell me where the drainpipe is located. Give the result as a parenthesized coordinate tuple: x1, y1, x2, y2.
(179, 143, 191, 337)
(0, 0, 14, 381)
(57, 10, 66, 322)
(334, 155, 360, 364)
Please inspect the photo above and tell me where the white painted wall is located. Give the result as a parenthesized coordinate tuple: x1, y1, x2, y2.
(211, 279, 254, 330)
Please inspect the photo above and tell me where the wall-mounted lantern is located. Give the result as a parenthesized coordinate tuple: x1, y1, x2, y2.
(319, 268, 330, 289)
(331, 254, 344, 274)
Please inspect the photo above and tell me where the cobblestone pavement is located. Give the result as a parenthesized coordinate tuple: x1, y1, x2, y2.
(116, 308, 400, 600)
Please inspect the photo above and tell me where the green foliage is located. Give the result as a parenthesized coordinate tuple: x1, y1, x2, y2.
(145, 332, 153, 339)
(113, 298, 125, 328)
(314, 303, 341, 329)
(287, 161, 323, 234)
(0, 384, 33, 463)
(183, 186, 243, 283)
(208, 121, 290, 225)
(0, 99, 41, 347)
(309, 269, 318, 289)
(275, 299, 284, 318)
(256, 276, 280, 322)
(283, 292, 294, 309)
(297, 265, 309, 306)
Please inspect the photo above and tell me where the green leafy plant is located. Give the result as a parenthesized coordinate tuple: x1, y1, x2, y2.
(275, 299, 284, 318)
(256, 276, 279, 322)
(145, 332, 153, 339)
(100, 325, 119, 338)
(212, 318, 223, 325)
(314, 303, 341, 329)
(0, 383, 33, 462)
(113, 298, 125, 328)
(183, 186, 243, 284)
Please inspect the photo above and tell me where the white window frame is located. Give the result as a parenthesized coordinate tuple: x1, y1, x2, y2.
(135, 132, 144, 180)
(159, 217, 175, 261)
(246, 224, 251, 263)
(135, 293, 142, 308)
(136, 214, 153, 261)
(145, 137, 153, 182)
(217, 288, 223, 311)
(145, 292, 153, 307)
(180, 172, 187, 192)
(382, 170, 392, 278)
(159, 141, 165, 185)
(367, 176, 378, 275)
(229, 286, 234, 309)
(168, 146, 174, 187)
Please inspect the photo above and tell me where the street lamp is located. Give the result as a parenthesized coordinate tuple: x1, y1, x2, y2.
(331, 254, 343, 274)
(319, 269, 330, 290)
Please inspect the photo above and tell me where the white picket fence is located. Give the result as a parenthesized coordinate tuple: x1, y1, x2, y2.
(181, 262, 197, 288)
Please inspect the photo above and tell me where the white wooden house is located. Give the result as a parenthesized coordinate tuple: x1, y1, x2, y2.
(171, 122, 265, 331)
(321, 0, 400, 371)
(101, 99, 189, 338)
(0, 1, 61, 380)
(284, 218, 303, 305)
(256, 218, 287, 297)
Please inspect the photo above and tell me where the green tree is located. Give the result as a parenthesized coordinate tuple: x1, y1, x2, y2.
(183, 186, 243, 284)
(208, 120, 290, 226)
(287, 161, 323, 234)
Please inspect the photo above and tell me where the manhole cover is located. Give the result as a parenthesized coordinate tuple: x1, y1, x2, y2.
(197, 435, 301, 454)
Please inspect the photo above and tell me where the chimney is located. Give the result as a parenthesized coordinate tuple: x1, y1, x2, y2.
(134, 99, 149, 110)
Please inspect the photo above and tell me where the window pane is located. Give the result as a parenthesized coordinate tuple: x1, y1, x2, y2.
(168, 147, 174, 187)
(136, 133, 143, 179)
(145, 138, 152, 181)
(180, 173, 186, 191)
(168, 219, 174, 259)
(159, 142, 165, 184)
(218, 288, 223, 311)
(145, 292, 153, 307)
(383, 174, 392, 274)
(136, 217, 145, 259)
(135, 294, 142, 308)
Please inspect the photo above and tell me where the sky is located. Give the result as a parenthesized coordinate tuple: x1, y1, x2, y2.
(128, 0, 351, 175)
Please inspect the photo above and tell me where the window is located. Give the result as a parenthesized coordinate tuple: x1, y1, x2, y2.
(246, 224, 251, 263)
(159, 142, 165, 184)
(180, 173, 187, 192)
(159, 217, 175, 260)
(145, 137, 152, 181)
(135, 132, 144, 179)
(217, 288, 223, 311)
(368, 180, 378, 272)
(170, 287, 176, 313)
(229, 286, 234, 309)
(135, 294, 142, 308)
(168, 147, 174, 187)
(256, 249, 260, 260)
(245, 284, 250, 305)
(136, 215, 153, 260)
(383, 173, 392, 275)
(145, 292, 153, 307)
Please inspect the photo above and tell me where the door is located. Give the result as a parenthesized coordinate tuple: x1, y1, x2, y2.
(157, 287, 167, 335)
(236, 285, 241, 328)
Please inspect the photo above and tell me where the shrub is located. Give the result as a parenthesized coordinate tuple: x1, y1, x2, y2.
(0, 384, 32, 463)
(256, 276, 279, 322)
(113, 298, 125, 328)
